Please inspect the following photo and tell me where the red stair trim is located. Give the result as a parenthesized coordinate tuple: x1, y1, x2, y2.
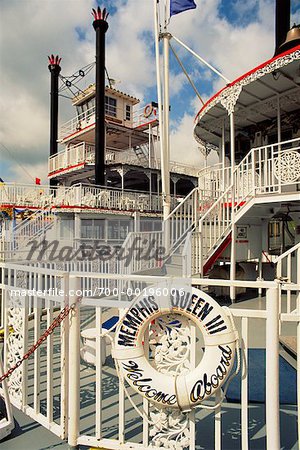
(203, 233, 232, 275)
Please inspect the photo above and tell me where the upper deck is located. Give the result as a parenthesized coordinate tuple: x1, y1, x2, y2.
(194, 45, 300, 160)
(60, 85, 159, 144)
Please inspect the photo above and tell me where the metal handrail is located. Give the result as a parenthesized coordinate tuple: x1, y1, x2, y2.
(275, 241, 300, 264)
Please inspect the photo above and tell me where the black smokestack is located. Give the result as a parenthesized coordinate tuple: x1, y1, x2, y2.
(274, 0, 290, 55)
(48, 55, 61, 156)
(48, 55, 61, 188)
(92, 7, 109, 187)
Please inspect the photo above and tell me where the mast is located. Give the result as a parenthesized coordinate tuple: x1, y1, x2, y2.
(153, 0, 171, 220)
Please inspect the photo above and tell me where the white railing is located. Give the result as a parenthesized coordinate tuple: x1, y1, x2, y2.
(0, 182, 173, 213)
(198, 163, 231, 196)
(49, 142, 95, 174)
(193, 138, 300, 275)
(276, 242, 300, 314)
(60, 103, 96, 140)
(14, 209, 56, 251)
(119, 231, 164, 277)
(198, 137, 300, 196)
(0, 262, 298, 450)
(49, 141, 200, 177)
(196, 184, 233, 275)
(0, 210, 57, 262)
(164, 187, 216, 251)
(59, 103, 159, 140)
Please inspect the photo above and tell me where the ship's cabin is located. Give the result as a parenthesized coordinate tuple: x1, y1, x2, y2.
(72, 84, 139, 131)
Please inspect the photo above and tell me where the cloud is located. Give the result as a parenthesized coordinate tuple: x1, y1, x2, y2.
(0, 0, 299, 184)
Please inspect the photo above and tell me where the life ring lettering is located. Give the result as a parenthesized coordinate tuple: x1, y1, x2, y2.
(113, 284, 238, 411)
(143, 104, 153, 118)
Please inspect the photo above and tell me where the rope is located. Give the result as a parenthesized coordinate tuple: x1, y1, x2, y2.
(0, 142, 35, 183)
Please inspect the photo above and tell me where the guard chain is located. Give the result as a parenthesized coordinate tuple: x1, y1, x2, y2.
(0, 299, 81, 383)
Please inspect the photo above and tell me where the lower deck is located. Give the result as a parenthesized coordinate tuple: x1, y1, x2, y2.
(1, 293, 298, 450)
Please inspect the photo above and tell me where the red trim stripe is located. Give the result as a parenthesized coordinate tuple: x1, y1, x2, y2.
(48, 162, 86, 178)
(195, 45, 300, 121)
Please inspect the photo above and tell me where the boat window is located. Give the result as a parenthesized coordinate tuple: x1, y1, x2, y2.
(107, 220, 119, 240)
(140, 219, 162, 232)
(60, 219, 74, 240)
(125, 105, 131, 121)
(76, 105, 84, 117)
(107, 219, 130, 240)
(105, 96, 117, 117)
(119, 221, 130, 239)
(87, 97, 95, 111)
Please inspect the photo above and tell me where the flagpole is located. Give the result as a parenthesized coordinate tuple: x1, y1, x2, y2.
(162, 28, 171, 219)
(153, 0, 170, 221)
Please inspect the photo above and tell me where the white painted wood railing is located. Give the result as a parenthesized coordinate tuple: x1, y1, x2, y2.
(193, 138, 300, 274)
(0, 183, 172, 213)
(197, 137, 300, 197)
(0, 262, 298, 450)
(0, 210, 57, 262)
(164, 187, 216, 249)
(276, 241, 300, 314)
(118, 230, 164, 277)
(48, 141, 200, 177)
(198, 163, 231, 196)
(59, 103, 158, 140)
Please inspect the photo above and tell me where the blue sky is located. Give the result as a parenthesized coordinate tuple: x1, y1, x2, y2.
(0, 0, 300, 182)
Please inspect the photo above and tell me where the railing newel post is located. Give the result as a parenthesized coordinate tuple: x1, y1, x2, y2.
(266, 284, 280, 450)
(68, 276, 80, 448)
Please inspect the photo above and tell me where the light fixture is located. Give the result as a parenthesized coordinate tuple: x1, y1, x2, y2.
(272, 70, 280, 81)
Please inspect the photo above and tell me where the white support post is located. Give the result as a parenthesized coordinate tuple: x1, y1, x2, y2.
(229, 112, 235, 184)
(74, 213, 81, 241)
(133, 211, 140, 232)
(297, 247, 300, 442)
(95, 307, 102, 440)
(258, 254, 263, 297)
(119, 168, 124, 192)
(229, 111, 236, 302)
(277, 95, 281, 145)
(221, 120, 225, 190)
(266, 286, 280, 450)
(230, 222, 236, 302)
(153, 0, 170, 221)
(162, 31, 171, 220)
(68, 276, 81, 448)
(199, 222, 203, 277)
(148, 123, 152, 168)
(241, 317, 249, 450)
(60, 273, 69, 439)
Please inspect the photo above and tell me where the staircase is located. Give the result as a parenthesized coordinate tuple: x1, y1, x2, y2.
(2, 209, 56, 261)
(166, 137, 300, 276)
(133, 143, 149, 163)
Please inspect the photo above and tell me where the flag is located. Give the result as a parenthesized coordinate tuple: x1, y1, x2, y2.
(170, 0, 196, 16)
(35, 177, 41, 185)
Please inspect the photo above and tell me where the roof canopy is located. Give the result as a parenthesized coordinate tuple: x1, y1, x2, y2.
(194, 46, 300, 148)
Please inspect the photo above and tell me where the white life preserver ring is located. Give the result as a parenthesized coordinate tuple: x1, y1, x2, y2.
(113, 283, 238, 412)
(143, 104, 153, 118)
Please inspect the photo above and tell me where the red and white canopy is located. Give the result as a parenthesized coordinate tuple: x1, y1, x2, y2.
(194, 45, 300, 148)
